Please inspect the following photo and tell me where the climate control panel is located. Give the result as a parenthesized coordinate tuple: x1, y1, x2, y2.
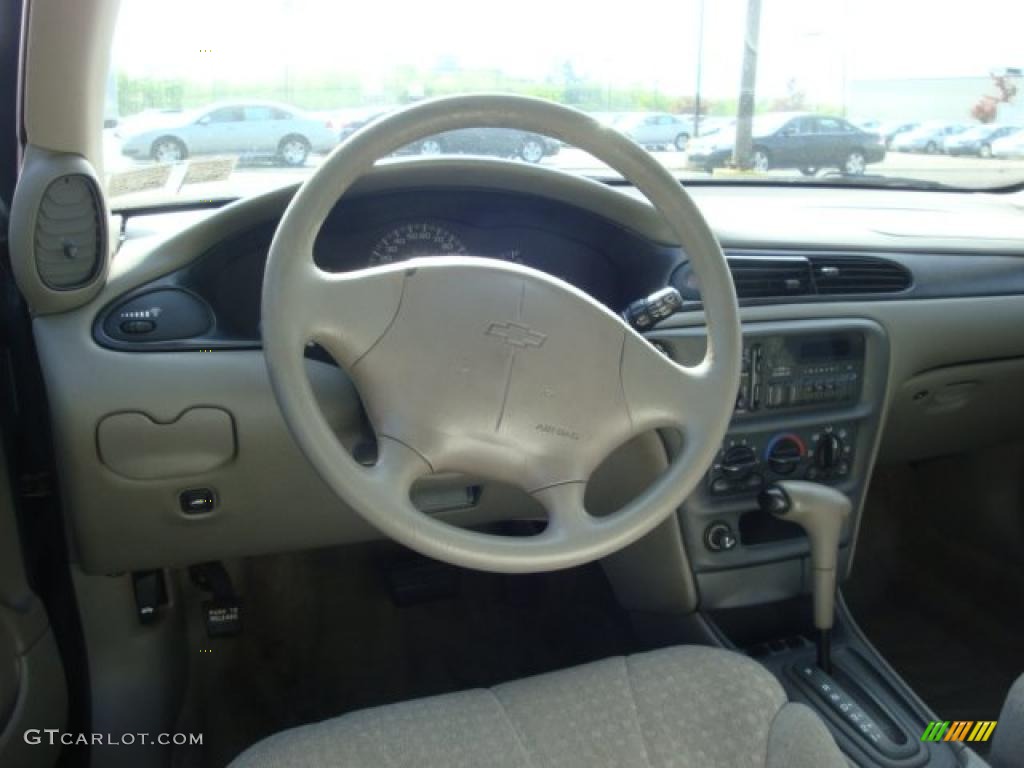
(708, 423, 856, 496)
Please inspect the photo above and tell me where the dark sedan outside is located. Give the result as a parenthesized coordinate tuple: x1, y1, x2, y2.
(398, 128, 560, 163)
(336, 110, 559, 163)
(686, 113, 886, 175)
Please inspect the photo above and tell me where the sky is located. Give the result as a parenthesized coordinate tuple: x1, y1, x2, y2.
(112, 0, 1024, 104)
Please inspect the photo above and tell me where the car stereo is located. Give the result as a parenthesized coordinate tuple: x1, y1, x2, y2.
(736, 331, 864, 413)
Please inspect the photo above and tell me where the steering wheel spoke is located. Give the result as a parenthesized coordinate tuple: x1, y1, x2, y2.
(294, 265, 406, 369)
(370, 435, 433, 494)
(530, 482, 593, 539)
(620, 334, 720, 438)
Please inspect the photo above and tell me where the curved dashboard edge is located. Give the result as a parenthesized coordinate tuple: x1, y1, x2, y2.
(101, 159, 678, 304)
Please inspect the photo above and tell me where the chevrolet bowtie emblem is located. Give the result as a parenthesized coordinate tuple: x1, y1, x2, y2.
(485, 321, 547, 349)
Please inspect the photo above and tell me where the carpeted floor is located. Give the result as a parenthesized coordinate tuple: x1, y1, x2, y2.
(185, 541, 635, 767)
(843, 459, 1024, 755)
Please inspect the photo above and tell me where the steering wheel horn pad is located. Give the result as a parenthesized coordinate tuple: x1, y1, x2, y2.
(262, 94, 741, 573)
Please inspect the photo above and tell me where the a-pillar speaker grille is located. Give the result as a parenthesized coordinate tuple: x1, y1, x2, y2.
(34, 174, 104, 289)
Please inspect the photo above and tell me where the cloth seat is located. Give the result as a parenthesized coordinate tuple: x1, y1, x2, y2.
(230, 645, 846, 768)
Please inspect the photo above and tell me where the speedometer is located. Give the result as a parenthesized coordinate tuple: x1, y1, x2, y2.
(369, 222, 468, 265)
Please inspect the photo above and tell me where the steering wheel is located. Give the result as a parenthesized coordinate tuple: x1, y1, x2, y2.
(262, 94, 741, 573)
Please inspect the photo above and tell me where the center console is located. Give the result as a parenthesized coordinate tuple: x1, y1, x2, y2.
(651, 318, 982, 767)
(649, 318, 889, 610)
(701, 596, 972, 768)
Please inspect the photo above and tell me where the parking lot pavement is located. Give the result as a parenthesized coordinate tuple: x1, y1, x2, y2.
(105, 145, 1024, 207)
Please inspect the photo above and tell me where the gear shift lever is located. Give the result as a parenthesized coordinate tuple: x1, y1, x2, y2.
(758, 481, 851, 673)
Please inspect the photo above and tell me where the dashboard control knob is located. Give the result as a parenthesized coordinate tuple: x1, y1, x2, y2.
(815, 433, 843, 471)
(720, 445, 758, 481)
(705, 522, 737, 552)
(766, 434, 804, 475)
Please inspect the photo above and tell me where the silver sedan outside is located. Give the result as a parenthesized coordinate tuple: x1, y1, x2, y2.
(614, 112, 692, 150)
(121, 102, 338, 166)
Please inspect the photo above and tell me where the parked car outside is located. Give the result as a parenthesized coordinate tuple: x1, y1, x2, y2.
(889, 121, 970, 153)
(313, 105, 392, 133)
(120, 101, 338, 166)
(943, 124, 1022, 157)
(692, 116, 735, 137)
(990, 128, 1024, 158)
(397, 128, 560, 163)
(112, 108, 186, 138)
(874, 120, 919, 148)
(614, 112, 692, 150)
(588, 111, 625, 126)
(686, 112, 885, 175)
(330, 107, 560, 162)
(336, 110, 391, 141)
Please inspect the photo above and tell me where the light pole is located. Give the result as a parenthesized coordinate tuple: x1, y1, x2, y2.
(694, 0, 706, 137)
(732, 0, 762, 170)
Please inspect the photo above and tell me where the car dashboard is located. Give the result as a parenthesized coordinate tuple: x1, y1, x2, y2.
(29, 159, 1024, 619)
(95, 187, 676, 350)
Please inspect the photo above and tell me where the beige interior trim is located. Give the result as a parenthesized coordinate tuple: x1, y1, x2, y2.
(9, 146, 111, 315)
(0, 436, 66, 768)
(22, 0, 120, 171)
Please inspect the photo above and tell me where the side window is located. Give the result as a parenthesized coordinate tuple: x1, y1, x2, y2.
(271, 108, 293, 120)
(207, 108, 244, 123)
(785, 118, 814, 135)
(645, 116, 660, 126)
(243, 106, 275, 121)
(816, 118, 845, 133)
(660, 115, 677, 125)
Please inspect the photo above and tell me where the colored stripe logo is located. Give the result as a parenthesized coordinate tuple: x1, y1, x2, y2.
(921, 721, 997, 743)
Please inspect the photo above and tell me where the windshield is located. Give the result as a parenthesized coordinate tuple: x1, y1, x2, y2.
(104, 0, 1024, 207)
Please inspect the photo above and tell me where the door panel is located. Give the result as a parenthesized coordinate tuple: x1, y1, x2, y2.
(0, 441, 67, 768)
(198, 107, 245, 154)
(243, 106, 287, 153)
(769, 118, 808, 166)
(815, 117, 853, 166)
(658, 115, 681, 144)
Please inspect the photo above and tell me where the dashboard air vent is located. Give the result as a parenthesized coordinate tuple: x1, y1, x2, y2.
(728, 256, 813, 299)
(673, 252, 914, 304)
(809, 255, 912, 295)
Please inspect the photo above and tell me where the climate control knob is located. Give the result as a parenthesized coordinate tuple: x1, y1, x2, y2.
(815, 433, 843, 471)
(720, 445, 758, 481)
(766, 434, 805, 475)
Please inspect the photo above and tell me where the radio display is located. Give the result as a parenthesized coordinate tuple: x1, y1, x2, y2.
(798, 335, 856, 361)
